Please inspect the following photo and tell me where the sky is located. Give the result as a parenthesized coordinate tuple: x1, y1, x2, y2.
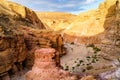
(10, 0, 104, 15)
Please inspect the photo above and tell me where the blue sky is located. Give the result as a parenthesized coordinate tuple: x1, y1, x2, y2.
(9, 0, 104, 14)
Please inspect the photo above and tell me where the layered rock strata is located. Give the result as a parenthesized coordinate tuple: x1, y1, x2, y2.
(21, 27, 66, 68)
(0, 0, 65, 79)
(0, 22, 65, 79)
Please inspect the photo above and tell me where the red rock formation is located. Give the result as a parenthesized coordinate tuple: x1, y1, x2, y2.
(19, 27, 66, 68)
(26, 48, 77, 80)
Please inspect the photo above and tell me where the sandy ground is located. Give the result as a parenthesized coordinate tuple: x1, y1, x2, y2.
(61, 44, 115, 74)
(61, 43, 120, 75)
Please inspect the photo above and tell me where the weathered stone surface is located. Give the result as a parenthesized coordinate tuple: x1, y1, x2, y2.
(0, 0, 15, 16)
(26, 48, 77, 80)
(0, 18, 65, 78)
(0, 0, 45, 29)
(0, 0, 47, 78)
(8, 1, 26, 18)
(36, 12, 76, 31)
(0, 24, 27, 76)
(24, 7, 45, 29)
(0, 1, 66, 77)
(20, 27, 66, 68)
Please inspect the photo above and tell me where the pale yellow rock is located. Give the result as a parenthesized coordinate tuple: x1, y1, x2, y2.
(0, 0, 15, 15)
(36, 0, 119, 37)
(8, 2, 26, 18)
(0, 0, 26, 17)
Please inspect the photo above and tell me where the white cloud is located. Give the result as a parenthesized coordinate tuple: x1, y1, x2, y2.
(70, 11, 81, 15)
(9, 0, 102, 14)
(84, 0, 95, 4)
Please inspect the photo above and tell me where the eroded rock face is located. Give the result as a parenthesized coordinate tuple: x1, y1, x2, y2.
(0, 19, 65, 79)
(0, 23, 27, 74)
(0, 25, 65, 79)
(26, 48, 77, 80)
(24, 7, 45, 29)
(0, 23, 28, 80)
(36, 12, 76, 31)
(0, 0, 45, 29)
(0, 1, 66, 78)
(0, 13, 65, 78)
(21, 27, 66, 68)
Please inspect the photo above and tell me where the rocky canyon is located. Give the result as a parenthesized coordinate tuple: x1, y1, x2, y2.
(0, 0, 120, 80)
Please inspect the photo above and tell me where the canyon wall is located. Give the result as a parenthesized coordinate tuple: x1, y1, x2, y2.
(37, 0, 120, 56)
(0, 0, 65, 79)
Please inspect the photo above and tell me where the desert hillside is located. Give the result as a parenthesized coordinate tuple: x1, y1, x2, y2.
(37, 0, 117, 37)
(36, 12, 76, 31)
(36, 12, 76, 19)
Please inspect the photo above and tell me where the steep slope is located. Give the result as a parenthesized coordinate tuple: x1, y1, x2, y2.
(37, 0, 118, 37)
(36, 12, 76, 31)
(0, 0, 65, 79)
(37, 0, 120, 45)
(0, 0, 45, 29)
(64, 0, 116, 36)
